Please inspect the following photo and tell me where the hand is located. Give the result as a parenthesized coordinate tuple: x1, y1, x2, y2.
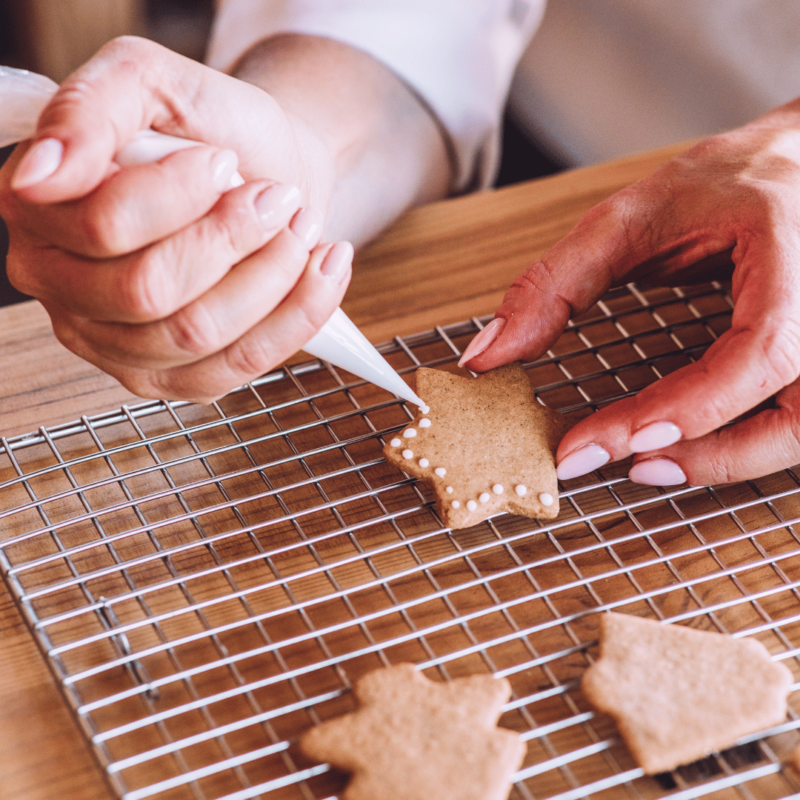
(0, 36, 352, 402)
(460, 101, 800, 486)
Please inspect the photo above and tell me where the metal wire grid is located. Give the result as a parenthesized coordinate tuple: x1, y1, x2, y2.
(2, 281, 800, 800)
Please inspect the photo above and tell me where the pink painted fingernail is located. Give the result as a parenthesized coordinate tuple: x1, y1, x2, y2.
(290, 207, 323, 248)
(556, 443, 611, 481)
(211, 149, 239, 191)
(255, 183, 302, 229)
(629, 457, 687, 486)
(629, 420, 682, 453)
(320, 241, 354, 280)
(458, 318, 507, 367)
(11, 138, 64, 189)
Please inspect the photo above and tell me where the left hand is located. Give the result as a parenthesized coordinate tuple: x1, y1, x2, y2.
(461, 101, 800, 486)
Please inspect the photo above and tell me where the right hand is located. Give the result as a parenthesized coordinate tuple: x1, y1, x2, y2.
(0, 36, 353, 403)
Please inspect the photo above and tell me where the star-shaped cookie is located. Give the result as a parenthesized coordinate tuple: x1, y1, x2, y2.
(383, 363, 568, 529)
(299, 663, 526, 800)
(582, 612, 793, 774)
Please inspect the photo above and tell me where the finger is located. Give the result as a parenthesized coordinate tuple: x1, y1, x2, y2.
(59, 240, 354, 403)
(10, 37, 177, 200)
(61, 206, 322, 369)
(7, 144, 238, 258)
(627, 379, 800, 486)
(556, 239, 800, 482)
(8, 37, 274, 203)
(16, 180, 302, 323)
(462, 161, 738, 373)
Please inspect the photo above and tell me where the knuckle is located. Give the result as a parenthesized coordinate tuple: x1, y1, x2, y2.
(121, 369, 172, 401)
(224, 336, 276, 385)
(117, 251, 174, 321)
(164, 301, 223, 358)
(762, 319, 800, 387)
(704, 450, 738, 486)
(4, 243, 39, 297)
(76, 200, 136, 257)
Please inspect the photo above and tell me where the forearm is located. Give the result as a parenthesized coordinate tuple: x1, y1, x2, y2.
(229, 34, 453, 246)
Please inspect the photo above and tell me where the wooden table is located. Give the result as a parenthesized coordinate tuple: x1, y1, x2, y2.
(0, 142, 693, 800)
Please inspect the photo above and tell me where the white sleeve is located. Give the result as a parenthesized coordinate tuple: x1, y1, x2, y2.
(206, 0, 545, 190)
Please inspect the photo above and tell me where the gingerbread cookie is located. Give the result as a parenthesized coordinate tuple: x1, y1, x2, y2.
(299, 663, 526, 800)
(383, 363, 568, 529)
(582, 612, 793, 774)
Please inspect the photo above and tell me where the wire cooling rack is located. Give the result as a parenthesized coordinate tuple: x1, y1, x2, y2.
(2, 281, 800, 800)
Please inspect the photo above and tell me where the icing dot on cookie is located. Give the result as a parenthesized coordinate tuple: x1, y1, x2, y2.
(446, 486, 454, 494)
(539, 492, 554, 506)
(452, 500, 461, 509)
(492, 484, 504, 495)
(402, 449, 414, 459)
(420, 404, 430, 414)
(419, 458, 430, 468)
(419, 418, 432, 428)
(435, 467, 446, 477)
(515, 485, 528, 497)
(467, 500, 478, 511)
(479, 492, 490, 504)
(403, 428, 417, 438)
(390, 438, 402, 448)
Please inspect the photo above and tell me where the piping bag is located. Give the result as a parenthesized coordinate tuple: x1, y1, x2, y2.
(0, 66, 425, 408)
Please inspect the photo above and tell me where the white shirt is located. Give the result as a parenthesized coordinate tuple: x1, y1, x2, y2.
(207, 0, 800, 189)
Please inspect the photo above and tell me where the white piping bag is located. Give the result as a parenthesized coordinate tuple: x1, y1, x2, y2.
(0, 67, 425, 407)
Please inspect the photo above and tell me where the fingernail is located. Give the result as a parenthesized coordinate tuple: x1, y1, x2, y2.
(629, 420, 682, 453)
(458, 317, 507, 367)
(629, 457, 687, 486)
(290, 207, 323, 248)
(11, 138, 64, 189)
(320, 241, 354, 280)
(556, 443, 611, 481)
(211, 149, 239, 191)
(254, 183, 302, 229)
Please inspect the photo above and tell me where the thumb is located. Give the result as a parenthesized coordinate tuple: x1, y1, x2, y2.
(460, 194, 641, 372)
(10, 37, 194, 203)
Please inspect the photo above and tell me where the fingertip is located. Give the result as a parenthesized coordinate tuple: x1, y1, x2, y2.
(210, 148, 240, 192)
(629, 457, 687, 486)
(10, 138, 64, 190)
(556, 443, 611, 481)
(317, 241, 353, 282)
(458, 317, 506, 368)
(289, 207, 323, 249)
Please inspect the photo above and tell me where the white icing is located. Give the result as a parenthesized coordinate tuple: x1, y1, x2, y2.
(402, 449, 414, 459)
(446, 486, 454, 494)
(390, 438, 402, 448)
(452, 500, 461, 509)
(479, 492, 490, 503)
(403, 428, 417, 438)
(539, 492, 554, 506)
(435, 467, 447, 477)
(419, 458, 430, 468)
(420, 405, 430, 414)
(515, 485, 528, 497)
(419, 418, 432, 428)
(467, 500, 477, 511)
(492, 484, 504, 495)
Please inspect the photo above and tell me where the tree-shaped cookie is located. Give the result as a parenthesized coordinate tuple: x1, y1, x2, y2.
(383, 363, 568, 529)
(299, 663, 526, 800)
(582, 612, 793, 774)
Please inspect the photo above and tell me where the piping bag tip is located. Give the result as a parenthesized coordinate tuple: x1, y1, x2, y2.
(302, 308, 426, 408)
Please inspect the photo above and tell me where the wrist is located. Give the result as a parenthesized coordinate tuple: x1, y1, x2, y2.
(228, 34, 452, 245)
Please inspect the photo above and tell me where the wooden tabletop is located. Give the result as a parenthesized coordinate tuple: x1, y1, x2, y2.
(0, 141, 690, 800)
